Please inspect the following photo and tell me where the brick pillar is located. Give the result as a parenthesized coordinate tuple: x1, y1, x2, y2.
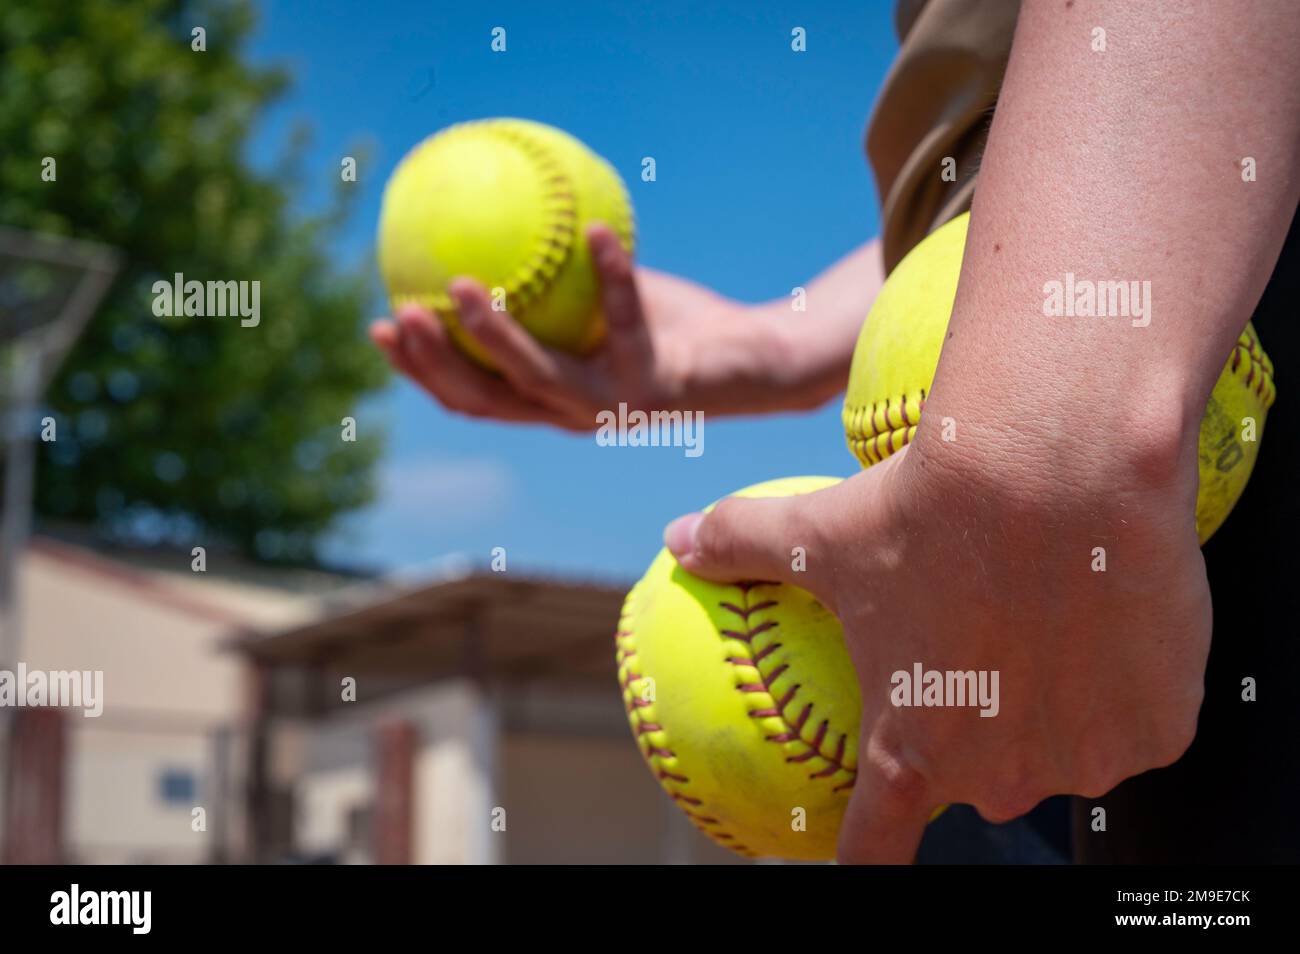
(244, 662, 274, 863)
(372, 719, 416, 864)
(3, 707, 66, 864)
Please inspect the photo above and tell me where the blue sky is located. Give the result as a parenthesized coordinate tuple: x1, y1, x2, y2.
(246, 0, 900, 581)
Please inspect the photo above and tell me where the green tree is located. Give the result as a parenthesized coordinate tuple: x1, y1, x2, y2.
(1, 0, 388, 563)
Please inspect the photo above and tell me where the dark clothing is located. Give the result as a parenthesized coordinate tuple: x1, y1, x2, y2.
(1071, 203, 1300, 863)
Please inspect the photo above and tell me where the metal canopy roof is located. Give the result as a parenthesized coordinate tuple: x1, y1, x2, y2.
(229, 571, 632, 707)
(0, 226, 121, 382)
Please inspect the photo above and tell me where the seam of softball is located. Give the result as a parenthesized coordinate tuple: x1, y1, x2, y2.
(616, 580, 856, 858)
(721, 582, 857, 790)
(388, 119, 578, 319)
(841, 388, 927, 468)
(615, 592, 757, 857)
(1229, 325, 1276, 409)
(842, 328, 1276, 470)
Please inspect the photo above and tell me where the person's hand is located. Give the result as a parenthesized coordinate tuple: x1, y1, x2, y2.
(663, 432, 1211, 864)
(370, 224, 823, 430)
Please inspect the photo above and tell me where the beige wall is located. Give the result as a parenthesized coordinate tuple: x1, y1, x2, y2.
(500, 733, 748, 865)
(12, 543, 310, 863)
(287, 682, 499, 864)
(500, 733, 661, 863)
(66, 724, 211, 863)
(285, 681, 748, 865)
(295, 762, 372, 862)
(20, 548, 256, 722)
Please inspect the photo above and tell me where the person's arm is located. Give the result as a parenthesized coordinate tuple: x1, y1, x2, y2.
(748, 237, 886, 411)
(370, 228, 883, 428)
(930, 0, 1300, 497)
(665, 0, 1300, 863)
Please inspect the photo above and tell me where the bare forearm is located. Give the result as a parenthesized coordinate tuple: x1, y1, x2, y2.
(915, 0, 1300, 504)
(746, 237, 886, 410)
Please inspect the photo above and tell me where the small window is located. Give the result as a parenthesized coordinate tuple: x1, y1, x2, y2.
(158, 769, 197, 804)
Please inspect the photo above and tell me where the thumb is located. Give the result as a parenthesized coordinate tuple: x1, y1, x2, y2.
(587, 224, 652, 392)
(664, 492, 828, 590)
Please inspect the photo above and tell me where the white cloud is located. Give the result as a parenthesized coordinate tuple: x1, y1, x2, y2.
(380, 455, 515, 524)
(318, 455, 517, 570)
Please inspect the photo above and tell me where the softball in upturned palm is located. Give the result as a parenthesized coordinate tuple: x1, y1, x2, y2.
(377, 118, 635, 369)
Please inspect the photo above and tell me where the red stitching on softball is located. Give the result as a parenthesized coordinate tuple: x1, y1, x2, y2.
(718, 584, 857, 788)
(720, 620, 777, 642)
(1228, 329, 1276, 407)
(615, 576, 855, 859)
(718, 599, 778, 619)
(617, 598, 759, 856)
(843, 388, 927, 468)
(847, 326, 1277, 471)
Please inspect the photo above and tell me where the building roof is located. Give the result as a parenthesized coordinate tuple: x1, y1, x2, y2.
(28, 526, 635, 714)
(25, 534, 327, 630)
(229, 567, 631, 711)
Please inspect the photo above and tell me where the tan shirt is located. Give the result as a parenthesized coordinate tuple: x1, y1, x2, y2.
(866, 0, 1021, 272)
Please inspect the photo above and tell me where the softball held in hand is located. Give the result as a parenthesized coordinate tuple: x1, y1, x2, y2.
(842, 212, 1277, 544)
(616, 477, 863, 860)
(377, 118, 635, 369)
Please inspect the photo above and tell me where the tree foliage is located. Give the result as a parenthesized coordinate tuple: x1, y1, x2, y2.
(1, 0, 389, 563)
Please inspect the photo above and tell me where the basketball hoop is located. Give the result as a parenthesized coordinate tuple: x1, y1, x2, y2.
(0, 227, 121, 669)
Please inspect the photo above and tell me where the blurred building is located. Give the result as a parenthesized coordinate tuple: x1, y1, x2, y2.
(1, 533, 741, 864)
(3, 531, 329, 863)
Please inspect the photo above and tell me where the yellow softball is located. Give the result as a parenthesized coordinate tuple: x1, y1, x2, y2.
(617, 476, 861, 860)
(377, 118, 635, 369)
(842, 212, 1276, 544)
